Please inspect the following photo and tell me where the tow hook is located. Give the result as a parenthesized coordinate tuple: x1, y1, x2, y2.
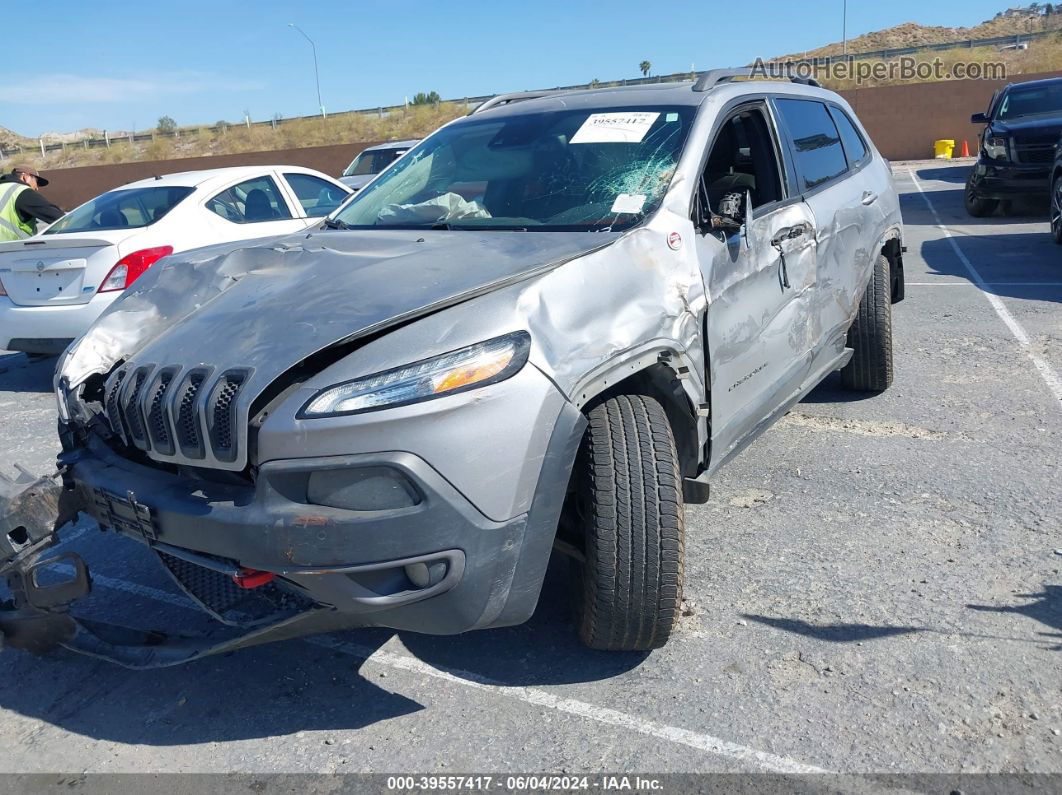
(232, 568, 276, 589)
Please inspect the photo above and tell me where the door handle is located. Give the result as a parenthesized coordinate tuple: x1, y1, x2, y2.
(770, 223, 813, 248)
(861, 191, 879, 205)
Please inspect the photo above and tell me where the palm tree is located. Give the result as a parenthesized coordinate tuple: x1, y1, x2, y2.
(639, 60, 652, 78)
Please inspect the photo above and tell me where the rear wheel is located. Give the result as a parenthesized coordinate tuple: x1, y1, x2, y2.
(841, 254, 894, 392)
(569, 394, 684, 651)
(964, 180, 998, 218)
(1051, 175, 1062, 245)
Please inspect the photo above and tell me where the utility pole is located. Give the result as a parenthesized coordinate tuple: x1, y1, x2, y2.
(842, 0, 848, 56)
(288, 23, 326, 118)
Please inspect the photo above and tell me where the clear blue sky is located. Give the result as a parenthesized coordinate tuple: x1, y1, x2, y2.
(3, 0, 1014, 137)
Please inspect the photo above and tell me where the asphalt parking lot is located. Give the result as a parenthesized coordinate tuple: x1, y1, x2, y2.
(0, 161, 1059, 778)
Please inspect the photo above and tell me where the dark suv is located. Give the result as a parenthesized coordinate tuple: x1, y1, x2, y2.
(965, 77, 1062, 217)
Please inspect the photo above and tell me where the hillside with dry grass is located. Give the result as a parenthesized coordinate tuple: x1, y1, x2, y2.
(817, 31, 1062, 90)
(781, 5, 1062, 59)
(8, 103, 466, 173)
(0, 125, 30, 151)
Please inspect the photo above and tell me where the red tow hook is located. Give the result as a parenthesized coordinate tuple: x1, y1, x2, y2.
(232, 568, 276, 589)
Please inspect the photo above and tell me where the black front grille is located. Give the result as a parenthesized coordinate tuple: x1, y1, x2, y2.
(101, 363, 251, 467)
(1015, 143, 1055, 164)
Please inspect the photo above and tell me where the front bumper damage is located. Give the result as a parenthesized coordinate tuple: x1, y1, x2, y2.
(0, 465, 347, 668)
(0, 399, 583, 668)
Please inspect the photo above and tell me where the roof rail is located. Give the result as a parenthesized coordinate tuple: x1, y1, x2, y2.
(692, 67, 821, 92)
(469, 90, 574, 115)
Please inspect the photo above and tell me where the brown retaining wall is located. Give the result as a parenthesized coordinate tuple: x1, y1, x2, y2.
(838, 69, 1062, 162)
(36, 142, 383, 211)
(27, 69, 1062, 210)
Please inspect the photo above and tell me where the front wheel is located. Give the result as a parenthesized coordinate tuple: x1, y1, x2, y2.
(841, 254, 894, 392)
(569, 394, 684, 651)
(965, 180, 998, 218)
(1051, 175, 1062, 245)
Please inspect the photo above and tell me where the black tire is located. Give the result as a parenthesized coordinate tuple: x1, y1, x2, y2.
(964, 180, 998, 218)
(570, 394, 684, 651)
(1051, 175, 1062, 245)
(841, 254, 894, 392)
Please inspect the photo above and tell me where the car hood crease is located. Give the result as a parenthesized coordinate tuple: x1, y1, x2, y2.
(62, 229, 618, 390)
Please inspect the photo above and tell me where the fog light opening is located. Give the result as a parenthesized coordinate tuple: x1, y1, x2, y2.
(404, 561, 447, 589)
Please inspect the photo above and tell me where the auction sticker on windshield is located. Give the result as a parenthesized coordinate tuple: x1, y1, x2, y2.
(610, 193, 647, 214)
(570, 112, 660, 144)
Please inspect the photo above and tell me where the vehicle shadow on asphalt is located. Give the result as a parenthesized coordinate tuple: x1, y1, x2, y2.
(914, 166, 970, 184)
(800, 371, 879, 403)
(741, 582, 1062, 652)
(0, 353, 57, 394)
(919, 235, 1062, 303)
(903, 182, 1048, 226)
(0, 558, 646, 745)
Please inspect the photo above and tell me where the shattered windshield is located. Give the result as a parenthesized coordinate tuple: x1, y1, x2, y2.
(330, 105, 694, 231)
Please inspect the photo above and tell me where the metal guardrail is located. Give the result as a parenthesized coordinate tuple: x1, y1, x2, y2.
(1, 27, 1058, 162)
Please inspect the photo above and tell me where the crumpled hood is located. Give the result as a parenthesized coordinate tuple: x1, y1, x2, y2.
(60, 228, 616, 469)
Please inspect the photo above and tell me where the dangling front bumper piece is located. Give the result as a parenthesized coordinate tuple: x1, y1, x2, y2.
(0, 465, 336, 668)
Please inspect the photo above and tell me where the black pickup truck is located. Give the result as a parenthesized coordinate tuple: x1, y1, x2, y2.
(966, 77, 1062, 218)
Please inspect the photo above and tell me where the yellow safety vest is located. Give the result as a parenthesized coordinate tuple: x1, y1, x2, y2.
(0, 182, 35, 241)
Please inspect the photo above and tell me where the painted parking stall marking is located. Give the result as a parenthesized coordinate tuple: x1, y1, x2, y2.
(908, 169, 1062, 408)
(61, 564, 829, 775)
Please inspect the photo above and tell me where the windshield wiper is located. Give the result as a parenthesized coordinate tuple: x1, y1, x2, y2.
(323, 217, 351, 230)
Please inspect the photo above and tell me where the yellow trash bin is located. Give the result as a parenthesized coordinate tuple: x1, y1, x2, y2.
(933, 139, 955, 159)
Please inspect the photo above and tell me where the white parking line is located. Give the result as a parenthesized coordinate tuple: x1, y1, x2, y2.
(65, 568, 828, 775)
(908, 170, 1062, 408)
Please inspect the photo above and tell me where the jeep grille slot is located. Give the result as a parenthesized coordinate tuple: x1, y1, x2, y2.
(174, 370, 209, 459)
(146, 369, 178, 455)
(121, 367, 154, 450)
(104, 368, 128, 440)
(207, 370, 248, 463)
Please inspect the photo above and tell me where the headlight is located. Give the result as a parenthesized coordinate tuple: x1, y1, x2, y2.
(984, 136, 1008, 160)
(299, 331, 531, 418)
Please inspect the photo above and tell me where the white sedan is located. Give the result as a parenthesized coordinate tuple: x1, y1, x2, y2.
(0, 165, 351, 355)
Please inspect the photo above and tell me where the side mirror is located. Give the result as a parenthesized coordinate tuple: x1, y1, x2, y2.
(971, 112, 989, 124)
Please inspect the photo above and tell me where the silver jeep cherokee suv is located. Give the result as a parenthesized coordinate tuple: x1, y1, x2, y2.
(2, 70, 903, 666)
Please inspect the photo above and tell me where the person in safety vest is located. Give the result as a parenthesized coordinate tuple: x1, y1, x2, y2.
(0, 165, 62, 241)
